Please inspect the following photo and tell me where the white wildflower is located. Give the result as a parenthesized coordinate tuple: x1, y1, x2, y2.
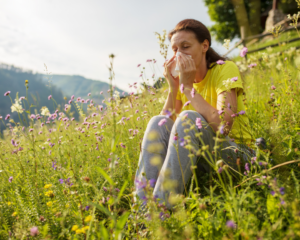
(11, 99, 23, 113)
(276, 62, 283, 70)
(41, 106, 51, 116)
(262, 53, 268, 62)
(223, 39, 230, 50)
(266, 47, 273, 53)
(223, 78, 234, 91)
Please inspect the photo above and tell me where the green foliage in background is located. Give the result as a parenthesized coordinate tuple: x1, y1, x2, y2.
(204, 0, 298, 43)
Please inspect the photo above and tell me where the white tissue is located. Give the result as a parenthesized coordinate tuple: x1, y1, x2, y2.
(170, 52, 192, 78)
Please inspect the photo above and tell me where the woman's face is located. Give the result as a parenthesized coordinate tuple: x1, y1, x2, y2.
(171, 30, 209, 68)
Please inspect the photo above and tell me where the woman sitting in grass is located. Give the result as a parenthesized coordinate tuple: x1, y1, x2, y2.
(135, 19, 255, 208)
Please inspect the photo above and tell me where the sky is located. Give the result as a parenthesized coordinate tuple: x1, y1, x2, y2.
(0, 0, 238, 92)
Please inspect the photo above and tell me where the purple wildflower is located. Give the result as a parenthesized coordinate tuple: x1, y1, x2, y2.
(240, 47, 248, 57)
(5, 114, 10, 120)
(179, 138, 186, 147)
(280, 187, 285, 195)
(30, 227, 39, 237)
(103, 187, 108, 191)
(219, 124, 225, 134)
(135, 178, 147, 190)
(183, 101, 191, 107)
(52, 161, 56, 170)
(4, 91, 11, 96)
(270, 191, 275, 196)
(59, 179, 64, 184)
(245, 163, 250, 171)
(48, 95, 52, 100)
(85, 206, 90, 211)
(271, 85, 276, 90)
(158, 118, 167, 126)
(164, 110, 172, 118)
(231, 77, 238, 82)
(149, 179, 156, 188)
(29, 128, 34, 132)
(216, 60, 225, 65)
(191, 88, 195, 98)
(238, 110, 245, 115)
(218, 167, 223, 174)
(196, 118, 202, 129)
(180, 84, 184, 93)
(115, 188, 120, 192)
(9, 176, 13, 183)
(226, 220, 236, 228)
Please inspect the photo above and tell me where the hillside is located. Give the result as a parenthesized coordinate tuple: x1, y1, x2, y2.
(38, 74, 126, 105)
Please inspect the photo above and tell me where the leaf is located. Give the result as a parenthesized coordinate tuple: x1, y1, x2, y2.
(117, 180, 128, 201)
(90, 202, 112, 217)
(95, 166, 115, 186)
(267, 195, 279, 223)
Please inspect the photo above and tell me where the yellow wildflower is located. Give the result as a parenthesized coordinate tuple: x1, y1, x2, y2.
(25, 80, 28, 84)
(82, 226, 89, 231)
(44, 184, 52, 189)
(46, 201, 53, 207)
(12, 212, 17, 216)
(45, 190, 54, 197)
(65, 203, 70, 208)
(7, 202, 12, 206)
(75, 229, 83, 234)
(84, 215, 92, 222)
(71, 225, 79, 231)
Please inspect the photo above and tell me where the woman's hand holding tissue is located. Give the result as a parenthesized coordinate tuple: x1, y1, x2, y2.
(163, 55, 179, 92)
(177, 53, 196, 90)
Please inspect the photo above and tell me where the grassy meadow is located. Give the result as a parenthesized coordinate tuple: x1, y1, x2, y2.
(1, 27, 300, 240)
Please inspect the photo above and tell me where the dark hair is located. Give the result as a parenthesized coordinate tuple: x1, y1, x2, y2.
(168, 19, 227, 69)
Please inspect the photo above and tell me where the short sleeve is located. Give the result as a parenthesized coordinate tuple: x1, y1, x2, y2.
(176, 88, 181, 101)
(215, 61, 244, 95)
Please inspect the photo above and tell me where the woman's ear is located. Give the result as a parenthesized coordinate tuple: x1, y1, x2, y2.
(202, 39, 209, 53)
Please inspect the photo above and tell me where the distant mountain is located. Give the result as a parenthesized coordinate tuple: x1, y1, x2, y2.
(0, 64, 75, 133)
(38, 74, 126, 105)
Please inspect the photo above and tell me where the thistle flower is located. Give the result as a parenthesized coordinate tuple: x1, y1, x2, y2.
(137, 64, 141, 67)
(5, 114, 10, 120)
(191, 88, 195, 98)
(29, 128, 34, 132)
(196, 118, 202, 129)
(8, 176, 13, 183)
(271, 85, 276, 90)
(48, 95, 52, 100)
(240, 47, 248, 57)
(88, 93, 91, 96)
(183, 101, 191, 107)
(180, 84, 184, 93)
(226, 220, 235, 229)
(30, 227, 39, 236)
(218, 167, 223, 174)
(158, 118, 167, 126)
(216, 60, 225, 65)
(4, 91, 10, 96)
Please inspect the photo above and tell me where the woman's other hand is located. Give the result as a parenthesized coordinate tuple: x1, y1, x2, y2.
(177, 53, 196, 89)
(163, 55, 179, 92)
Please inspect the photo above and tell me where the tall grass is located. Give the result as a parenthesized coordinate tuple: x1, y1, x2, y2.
(1, 23, 300, 240)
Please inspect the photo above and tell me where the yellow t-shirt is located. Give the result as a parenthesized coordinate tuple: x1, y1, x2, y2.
(176, 61, 254, 146)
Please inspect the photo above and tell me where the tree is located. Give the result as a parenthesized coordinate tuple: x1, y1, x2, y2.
(204, 0, 298, 43)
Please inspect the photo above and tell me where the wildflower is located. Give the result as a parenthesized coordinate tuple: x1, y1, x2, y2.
(238, 110, 245, 115)
(191, 88, 195, 98)
(271, 85, 276, 90)
(88, 93, 91, 96)
(248, 63, 257, 68)
(218, 110, 224, 115)
(12, 212, 17, 216)
(149, 179, 156, 188)
(245, 163, 250, 171)
(180, 84, 184, 93)
(72, 225, 79, 231)
(280, 187, 285, 195)
(135, 178, 147, 189)
(0, 116, 2, 120)
(30, 227, 39, 237)
(137, 64, 141, 67)
(49, 150, 52, 155)
(280, 198, 285, 205)
(183, 101, 191, 107)
(30, 114, 36, 119)
(164, 110, 172, 118)
(44, 184, 52, 189)
(84, 215, 92, 222)
(115, 188, 120, 192)
(4, 91, 10, 96)
(218, 167, 223, 173)
(226, 220, 235, 228)
(59, 179, 64, 184)
(180, 138, 186, 147)
(29, 128, 34, 132)
(39, 131, 42, 135)
(46, 201, 53, 207)
(270, 191, 275, 196)
(5, 114, 10, 120)
(219, 124, 225, 134)
(11, 99, 23, 114)
(9, 176, 13, 182)
(103, 187, 108, 191)
(196, 118, 202, 129)
(240, 47, 248, 57)
(158, 118, 167, 126)
(223, 39, 230, 50)
(231, 77, 238, 82)
(216, 60, 225, 65)
(45, 190, 54, 197)
(48, 95, 52, 100)
(85, 206, 90, 211)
